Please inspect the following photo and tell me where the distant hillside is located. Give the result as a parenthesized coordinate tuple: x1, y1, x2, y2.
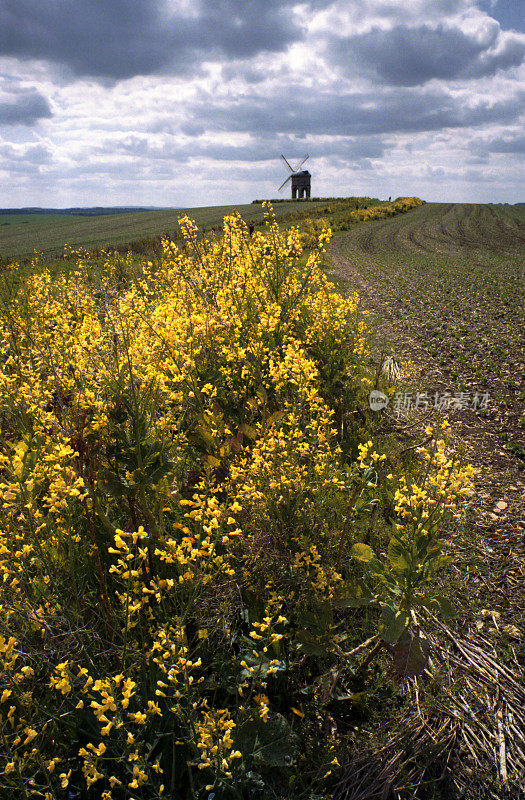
(0, 200, 332, 260)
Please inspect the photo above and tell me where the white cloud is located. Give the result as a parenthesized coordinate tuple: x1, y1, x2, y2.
(0, 0, 523, 205)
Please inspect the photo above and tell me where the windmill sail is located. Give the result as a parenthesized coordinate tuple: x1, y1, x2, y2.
(281, 154, 295, 172)
(278, 175, 293, 191)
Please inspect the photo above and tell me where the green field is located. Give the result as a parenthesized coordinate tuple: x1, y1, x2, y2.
(0, 201, 333, 260)
(0, 213, 86, 226)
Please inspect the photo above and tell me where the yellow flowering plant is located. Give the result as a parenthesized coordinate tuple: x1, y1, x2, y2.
(0, 203, 469, 798)
(350, 423, 473, 647)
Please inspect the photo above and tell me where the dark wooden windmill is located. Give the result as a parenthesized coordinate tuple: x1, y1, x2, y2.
(279, 154, 311, 199)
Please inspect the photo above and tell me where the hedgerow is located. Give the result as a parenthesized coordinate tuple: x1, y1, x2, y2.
(0, 204, 470, 799)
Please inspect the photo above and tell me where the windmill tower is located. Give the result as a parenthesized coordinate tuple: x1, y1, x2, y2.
(279, 154, 311, 199)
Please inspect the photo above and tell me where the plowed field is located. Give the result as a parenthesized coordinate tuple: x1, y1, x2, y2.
(330, 201, 524, 642)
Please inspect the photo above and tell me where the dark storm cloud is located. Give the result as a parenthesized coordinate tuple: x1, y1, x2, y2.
(184, 86, 522, 138)
(328, 23, 525, 85)
(220, 64, 268, 84)
(0, 0, 310, 80)
(0, 88, 52, 125)
(99, 133, 387, 163)
(469, 131, 525, 160)
(0, 142, 52, 176)
(485, 134, 525, 153)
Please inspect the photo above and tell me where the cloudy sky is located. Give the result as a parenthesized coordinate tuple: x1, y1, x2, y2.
(0, 0, 523, 207)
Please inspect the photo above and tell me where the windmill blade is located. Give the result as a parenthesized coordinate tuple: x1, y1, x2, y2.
(295, 154, 309, 171)
(281, 154, 295, 173)
(278, 175, 292, 191)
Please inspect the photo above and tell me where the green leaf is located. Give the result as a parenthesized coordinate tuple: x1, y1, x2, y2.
(98, 469, 131, 497)
(359, 500, 380, 513)
(230, 430, 244, 454)
(148, 459, 175, 484)
(239, 423, 258, 440)
(335, 580, 375, 608)
(235, 713, 299, 768)
(388, 537, 410, 573)
(391, 629, 430, 679)
(434, 596, 455, 618)
(379, 604, 409, 644)
(193, 425, 215, 450)
(429, 555, 452, 572)
(310, 599, 333, 629)
(332, 691, 367, 710)
(421, 596, 456, 619)
(296, 603, 333, 634)
(242, 590, 265, 624)
(415, 531, 430, 557)
(265, 410, 285, 427)
(351, 543, 375, 563)
(238, 649, 286, 680)
(256, 386, 268, 404)
(295, 630, 330, 657)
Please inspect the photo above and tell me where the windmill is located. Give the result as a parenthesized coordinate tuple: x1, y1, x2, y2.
(279, 154, 311, 200)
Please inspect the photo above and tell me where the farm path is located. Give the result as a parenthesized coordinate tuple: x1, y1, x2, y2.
(329, 202, 525, 633)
